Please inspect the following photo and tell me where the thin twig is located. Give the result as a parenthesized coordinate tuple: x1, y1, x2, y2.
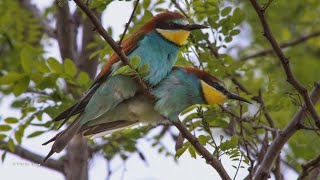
(240, 31, 320, 61)
(262, 0, 273, 11)
(118, 0, 140, 45)
(252, 124, 277, 132)
(231, 77, 251, 95)
(106, 159, 112, 180)
(249, 0, 320, 129)
(254, 81, 320, 180)
(171, 0, 189, 18)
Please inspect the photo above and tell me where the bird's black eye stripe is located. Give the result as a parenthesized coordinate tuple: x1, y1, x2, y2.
(156, 21, 186, 30)
(204, 79, 226, 93)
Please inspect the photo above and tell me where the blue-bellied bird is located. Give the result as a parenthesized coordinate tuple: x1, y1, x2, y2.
(42, 12, 207, 162)
(43, 66, 250, 160)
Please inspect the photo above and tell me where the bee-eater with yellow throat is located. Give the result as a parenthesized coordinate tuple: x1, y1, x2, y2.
(43, 11, 207, 161)
(44, 66, 251, 139)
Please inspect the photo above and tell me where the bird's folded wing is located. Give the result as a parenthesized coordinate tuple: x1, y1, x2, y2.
(79, 74, 139, 123)
(52, 32, 145, 124)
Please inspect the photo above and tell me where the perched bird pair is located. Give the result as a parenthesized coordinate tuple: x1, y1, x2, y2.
(43, 11, 250, 162)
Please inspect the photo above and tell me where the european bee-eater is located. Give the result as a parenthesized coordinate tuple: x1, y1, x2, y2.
(43, 12, 207, 161)
(43, 66, 250, 159)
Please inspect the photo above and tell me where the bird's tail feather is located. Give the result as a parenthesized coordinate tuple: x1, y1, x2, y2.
(42, 113, 83, 162)
(42, 131, 62, 145)
(91, 122, 139, 139)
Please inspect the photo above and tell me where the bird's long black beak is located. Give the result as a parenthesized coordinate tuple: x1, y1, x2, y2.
(226, 92, 252, 104)
(184, 24, 208, 30)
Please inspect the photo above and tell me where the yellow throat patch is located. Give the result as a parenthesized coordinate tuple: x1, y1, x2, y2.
(156, 28, 190, 46)
(200, 81, 227, 105)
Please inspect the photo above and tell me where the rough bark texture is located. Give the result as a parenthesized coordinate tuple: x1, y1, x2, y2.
(77, 10, 101, 80)
(55, 1, 101, 179)
(64, 135, 89, 180)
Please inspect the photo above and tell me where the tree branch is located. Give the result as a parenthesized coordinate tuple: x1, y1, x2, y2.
(249, 0, 320, 129)
(171, 0, 189, 18)
(56, 0, 77, 61)
(172, 121, 231, 180)
(18, 0, 56, 38)
(240, 31, 320, 61)
(231, 77, 251, 95)
(72, 0, 231, 179)
(64, 134, 88, 180)
(0, 141, 63, 172)
(254, 81, 320, 180)
(77, 9, 101, 79)
(298, 154, 320, 180)
(118, 0, 140, 45)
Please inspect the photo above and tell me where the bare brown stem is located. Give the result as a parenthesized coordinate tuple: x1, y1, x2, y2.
(118, 0, 140, 45)
(0, 141, 63, 172)
(240, 31, 320, 61)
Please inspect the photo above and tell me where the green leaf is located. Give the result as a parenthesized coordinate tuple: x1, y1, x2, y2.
(0, 125, 12, 132)
(221, 7, 232, 17)
(64, 59, 77, 77)
(231, 8, 245, 25)
(4, 117, 18, 124)
(27, 131, 45, 138)
(143, 0, 151, 8)
(77, 71, 90, 85)
(130, 56, 141, 69)
(34, 60, 50, 73)
(31, 121, 51, 128)
(137, 64, 150, 76)
(13, 75, 30, 96)
(175, 143, 189, 158)
(89, 49, 102, 60)
(188, 146, 197, 159)
(47, 57, 62, 73)
(182, 112, 198, 123)
(14, 131, 22, 144)
(37, 74, 58, 89)
(20, 47, 33, 73)
(0, 134, 6, 141)
(1, 72, 23, 84)
(225, 36, 232, 43)
(188, 121, 201, 131)
(8, 138, 14, 152)
(180, 105, 198, 116)
(198, 135, 210, 145)
(208, 117, 229, 128)
(230, 29, 240, 36)
(1, 151, 7, 162)
(220, 135, 239, 151)
(112, 65, 135, 76)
